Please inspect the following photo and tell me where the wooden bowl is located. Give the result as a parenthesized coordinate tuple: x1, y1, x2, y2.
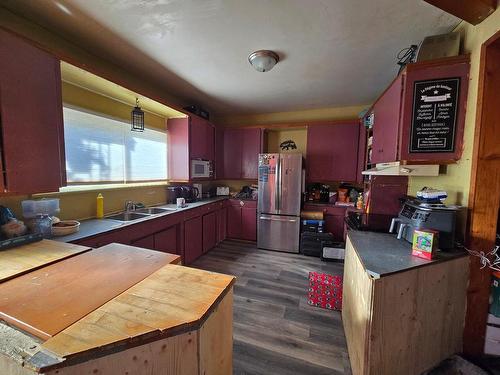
(52, 220, 80, 236)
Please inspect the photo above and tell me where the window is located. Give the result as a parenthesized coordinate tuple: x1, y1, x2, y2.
(63, 106, 167, 184)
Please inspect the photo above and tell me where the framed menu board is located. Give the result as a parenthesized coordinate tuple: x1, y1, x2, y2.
(409, 77, 460, 153)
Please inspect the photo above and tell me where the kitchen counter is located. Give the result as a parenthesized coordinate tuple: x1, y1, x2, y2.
(347, 230, 467, 279)
(55, 196, 229, 243)
(342, 231, 469, 375)
(0, 243, 235, 375)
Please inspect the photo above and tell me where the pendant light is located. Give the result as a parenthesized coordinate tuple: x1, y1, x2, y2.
(248, 50, 279, 72)
(131, 98, 144, 132)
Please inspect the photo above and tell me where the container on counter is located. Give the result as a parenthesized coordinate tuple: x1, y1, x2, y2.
(21, 199, 60, 218)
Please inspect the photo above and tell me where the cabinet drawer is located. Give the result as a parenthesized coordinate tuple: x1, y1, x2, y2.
(229, 199, 257, 209)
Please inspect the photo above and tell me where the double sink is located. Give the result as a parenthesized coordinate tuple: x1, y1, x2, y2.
(106, 207, 177, 222)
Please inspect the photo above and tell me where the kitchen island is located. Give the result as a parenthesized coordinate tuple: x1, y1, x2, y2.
(342, 231, 469, 375)
(0, 240, 235, 375)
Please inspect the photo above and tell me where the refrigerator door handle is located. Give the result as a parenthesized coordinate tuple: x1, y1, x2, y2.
(259, 216, 298, 223)
(275, 158, 281, 212)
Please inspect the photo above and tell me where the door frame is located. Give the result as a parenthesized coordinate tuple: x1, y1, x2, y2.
(463, 29, 500, 357)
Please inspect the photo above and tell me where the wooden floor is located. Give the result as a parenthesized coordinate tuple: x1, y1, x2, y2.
(193, 239, 351, 375)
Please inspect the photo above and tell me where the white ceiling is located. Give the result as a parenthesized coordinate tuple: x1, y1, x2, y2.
(3, 0, 459, 116)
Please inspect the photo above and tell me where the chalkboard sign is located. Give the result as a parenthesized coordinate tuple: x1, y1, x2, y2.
(409, 78, 460, 153)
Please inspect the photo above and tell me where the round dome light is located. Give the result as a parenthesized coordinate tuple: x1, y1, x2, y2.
(248, 50, 279, 72)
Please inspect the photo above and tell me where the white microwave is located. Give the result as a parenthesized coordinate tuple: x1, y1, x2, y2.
(191, 159, 213, 178)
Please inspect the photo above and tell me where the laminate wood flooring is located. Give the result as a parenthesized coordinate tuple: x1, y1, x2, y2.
(192, 239, 351, 375)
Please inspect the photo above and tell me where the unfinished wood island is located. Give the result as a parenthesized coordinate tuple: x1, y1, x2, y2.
(0, 240, 235, 375)
(342, 231, 469, 375)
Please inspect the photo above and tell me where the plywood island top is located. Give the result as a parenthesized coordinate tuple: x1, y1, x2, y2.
(0, 239, 91, 282)
(0, 241, 235, 373)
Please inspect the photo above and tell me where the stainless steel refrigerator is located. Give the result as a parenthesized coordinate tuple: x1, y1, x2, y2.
(257, 153, 302, 253)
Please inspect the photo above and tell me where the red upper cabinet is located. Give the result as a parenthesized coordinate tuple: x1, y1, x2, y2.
(223, 129, 243, 179)
(371, 75, 404, 164)
(222, 128, 263, 179)
(0, 30, 66, 194)
(306, 121, 361, 182)
(167, 115, 215, 181)
(190, 116, 215, 161)
(366, 55, 470, 165)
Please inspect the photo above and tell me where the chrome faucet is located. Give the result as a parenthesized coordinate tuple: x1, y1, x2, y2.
(125, 201, 136, 212)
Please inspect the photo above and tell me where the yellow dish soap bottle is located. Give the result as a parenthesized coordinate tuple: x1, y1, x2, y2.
(96, 193, 104, 219)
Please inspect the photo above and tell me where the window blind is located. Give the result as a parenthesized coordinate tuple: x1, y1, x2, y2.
(63, 106, 167, 184)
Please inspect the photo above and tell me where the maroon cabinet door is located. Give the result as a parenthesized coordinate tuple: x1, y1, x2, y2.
(215, 127, 225, 179)
(167, 117, 190, 181)
(154, 226, 179, 254)
(184, 216, 203, 265)
(371, 74, 403, 164)
(241, 206, 257, 241)
(189, 116, 207, 160)
(306, 122, 360, 182)
(0, 29, 65, 193)
(223, 129, 243, 179)
(190, 116, 215, 161)
(202, 212, 217, 253)
(131, 234, 155, 250)
(217, 207, 228, 244)
(227, 203, 242, 238)
(325, 214, 345, 241)
(241, 128, 262, 179)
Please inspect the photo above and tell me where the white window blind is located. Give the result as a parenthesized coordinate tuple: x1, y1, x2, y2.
(63, 106, 167, 184)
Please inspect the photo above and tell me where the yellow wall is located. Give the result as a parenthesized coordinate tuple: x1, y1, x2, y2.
(217, 105, 367, 126)
(62, 82, 166, 130)
(408, 10, 500, 206)
(267, 128, 308, 158)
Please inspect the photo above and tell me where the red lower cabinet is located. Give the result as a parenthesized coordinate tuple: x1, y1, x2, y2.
(227, 203, 242, 238)
(324, 213, 345, 241)
(184, 216, 203, 265)
(131, 234, 155, 249)
(241, 207, 257, 241)
(154, 226, 179, 254)
(202, 212, 217, 253)
(227, 199, 257, 241)
(216, 207, 228, 244)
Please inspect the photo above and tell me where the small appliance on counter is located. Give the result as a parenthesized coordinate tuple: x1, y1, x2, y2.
(216, 186, 230, 196)
(192, 183, 203, 200)
(166, 185, 199, 204)
(389, 198, 462, 250)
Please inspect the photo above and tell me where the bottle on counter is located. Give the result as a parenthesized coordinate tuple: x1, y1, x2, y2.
(96, 193, 104, 219)
(356, 192, 364, 210)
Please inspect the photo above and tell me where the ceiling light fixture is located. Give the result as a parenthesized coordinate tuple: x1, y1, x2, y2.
(248, 50, 279, 72)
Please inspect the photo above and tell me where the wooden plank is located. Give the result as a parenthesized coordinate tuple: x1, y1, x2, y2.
(369, 256, 469, 374)
(0, 243, 178, 340)
(0, 239, 90, 283)
(464, 30, 500, 356)
(341, 238, 373, 375)
(45, 331, 199, 375)
(199, 289, 233, 375)
(42, 265, 235, 359)
(424, 0, 496, 25)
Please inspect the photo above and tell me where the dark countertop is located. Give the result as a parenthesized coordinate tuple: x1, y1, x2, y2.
(347, 230, 467, 279)
(54, 197, 229, 243)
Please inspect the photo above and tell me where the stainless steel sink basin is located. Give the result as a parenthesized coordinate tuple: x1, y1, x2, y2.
(105, 212, 150, 222)
(135, 207, 176, 215)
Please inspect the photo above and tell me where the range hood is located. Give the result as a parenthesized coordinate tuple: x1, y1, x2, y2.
(362, 162, 439, 176)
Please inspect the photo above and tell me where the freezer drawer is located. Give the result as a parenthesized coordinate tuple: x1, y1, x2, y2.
(257, 214, 300, 253)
